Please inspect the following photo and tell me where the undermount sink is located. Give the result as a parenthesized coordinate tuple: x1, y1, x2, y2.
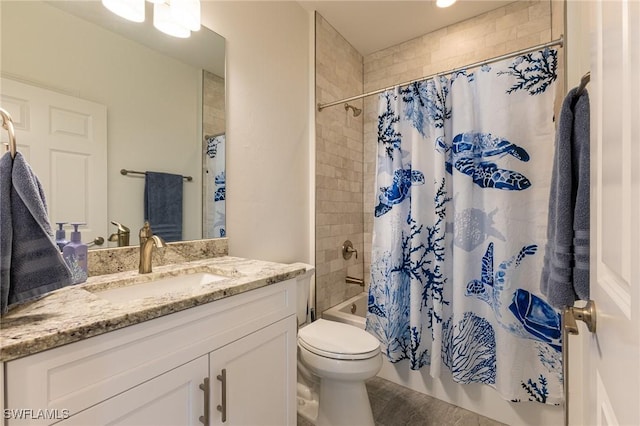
(90, 272, 228, 304)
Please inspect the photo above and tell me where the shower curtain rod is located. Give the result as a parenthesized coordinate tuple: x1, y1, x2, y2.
(317, 35, 564, 112)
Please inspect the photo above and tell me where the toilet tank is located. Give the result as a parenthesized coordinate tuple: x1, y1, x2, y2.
(293, 264, 315, 326)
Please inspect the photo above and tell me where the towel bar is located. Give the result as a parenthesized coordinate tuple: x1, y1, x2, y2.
(0, 107, 17, 159)
(120, 168, 193, 182)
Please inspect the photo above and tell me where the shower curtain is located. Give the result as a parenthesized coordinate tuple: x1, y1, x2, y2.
(204, 134, 226, 238)
(366, 48, 562, 404)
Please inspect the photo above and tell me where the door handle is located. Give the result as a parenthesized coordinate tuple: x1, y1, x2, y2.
(216, 369, 227, 423)
(563, 300, 597, 334)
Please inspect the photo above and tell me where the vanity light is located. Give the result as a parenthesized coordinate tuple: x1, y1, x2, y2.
(436, 0, 457, 8)
(101, 0, 145, 23)
(169, 0, 201, 32)
(153, 1, 191, 38)
(102, 0, 201, 38)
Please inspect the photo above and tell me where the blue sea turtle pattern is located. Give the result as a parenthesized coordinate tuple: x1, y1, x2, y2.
(375, 168, 425, 217)
(367, 48, 562, 405)
(443, 132, 533, 190)
(465, 242, 561, 351)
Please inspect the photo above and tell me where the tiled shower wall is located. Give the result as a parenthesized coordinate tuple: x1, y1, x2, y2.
(316, 0, 563, 308)
(315, 13, 364, 315)
(203, 70, 226, 137)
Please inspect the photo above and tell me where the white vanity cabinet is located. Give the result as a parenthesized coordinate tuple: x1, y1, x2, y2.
(208, 317, 295, 426)
(58, 355, 208, 426)
(4, 279, 297, 426)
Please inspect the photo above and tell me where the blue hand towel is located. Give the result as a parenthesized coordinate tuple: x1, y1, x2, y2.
(144, 171, 183, 242)
(1, 152, 72, 314)
(540, 88, 590, 308)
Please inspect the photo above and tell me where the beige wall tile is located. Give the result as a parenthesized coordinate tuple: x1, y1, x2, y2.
(315, 13, 364, 315)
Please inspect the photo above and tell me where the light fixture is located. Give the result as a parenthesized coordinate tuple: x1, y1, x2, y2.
(102, 0, 145, 23)
(436, 0, 457, 8)
(153, 1, 191, 38)
(169, 0, 201, 32)
(102, 0, 201, 38)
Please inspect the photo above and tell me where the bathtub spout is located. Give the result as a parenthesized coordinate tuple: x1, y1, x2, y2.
(346, 276, 364, 286)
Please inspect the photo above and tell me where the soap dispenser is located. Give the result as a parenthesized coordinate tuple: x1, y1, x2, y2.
(62, 223, 88, 284)
(55, 222, 69, 251)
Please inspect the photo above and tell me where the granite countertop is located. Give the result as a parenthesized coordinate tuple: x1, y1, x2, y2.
(0, 257, 308, 362)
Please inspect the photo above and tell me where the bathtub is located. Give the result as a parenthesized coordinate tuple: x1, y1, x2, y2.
(322, 292, 367, 329)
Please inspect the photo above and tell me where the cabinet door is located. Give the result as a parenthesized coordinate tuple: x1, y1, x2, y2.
(59, 356, 208, 426)
(209, 317, 297, 426)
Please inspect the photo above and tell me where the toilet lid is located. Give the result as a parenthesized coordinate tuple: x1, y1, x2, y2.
(298, 319, 381, 360)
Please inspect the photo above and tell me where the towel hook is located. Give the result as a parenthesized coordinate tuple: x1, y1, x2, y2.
(577, 71, 590, 96)
(0, 107, 17, 159)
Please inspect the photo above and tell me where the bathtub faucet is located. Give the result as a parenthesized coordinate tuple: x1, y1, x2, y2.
(346, 276, 364, 287)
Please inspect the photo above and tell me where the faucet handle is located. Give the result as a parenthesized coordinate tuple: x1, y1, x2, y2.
(108, 221, 130, 246)
(110, 221, 130, 233)
(342, 240, 358, 260)
(139, 221, 153, 245)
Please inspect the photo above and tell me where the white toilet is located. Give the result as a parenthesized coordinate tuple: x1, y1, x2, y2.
(296, 267, 382, 426)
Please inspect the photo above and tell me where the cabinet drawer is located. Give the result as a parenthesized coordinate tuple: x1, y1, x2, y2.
(6, 279, 295, 424)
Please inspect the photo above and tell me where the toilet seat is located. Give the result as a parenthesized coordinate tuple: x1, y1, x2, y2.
(298, 319, 380, 360)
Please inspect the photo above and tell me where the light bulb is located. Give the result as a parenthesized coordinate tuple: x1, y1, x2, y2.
(153, 2, 190, 38)
(170, 0, 200, 32)
(102, 0, 145, 23)
(436, 0, 457, 8)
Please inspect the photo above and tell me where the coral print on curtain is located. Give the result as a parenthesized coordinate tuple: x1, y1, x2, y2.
(204, 134, 226, 238)
(366, 48, 562, 404)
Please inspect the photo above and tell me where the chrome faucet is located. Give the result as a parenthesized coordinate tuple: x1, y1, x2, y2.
(139, 235, 166, 274)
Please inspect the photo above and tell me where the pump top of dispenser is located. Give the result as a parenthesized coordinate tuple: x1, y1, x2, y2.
(55, 222, 69, 251)
(56, 222, 67, 240)
(69, 223, 85, 243)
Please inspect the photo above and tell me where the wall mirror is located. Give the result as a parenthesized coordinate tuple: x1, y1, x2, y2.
(0, 0, 225, 248)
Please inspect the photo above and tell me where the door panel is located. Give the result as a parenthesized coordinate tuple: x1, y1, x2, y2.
(1, 77, 108, 243)
(589, 1, 640, 425)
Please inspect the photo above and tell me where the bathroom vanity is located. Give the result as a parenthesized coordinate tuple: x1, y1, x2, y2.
(0, 256, 305, 426)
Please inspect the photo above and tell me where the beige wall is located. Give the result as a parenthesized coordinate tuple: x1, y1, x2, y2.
(202, 2, 312, 264)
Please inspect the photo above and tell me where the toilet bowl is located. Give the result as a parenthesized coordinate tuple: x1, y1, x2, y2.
(295, 267, 382, 426)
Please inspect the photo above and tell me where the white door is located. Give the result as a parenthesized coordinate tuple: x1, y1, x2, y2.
(58, 356, 208, 426)
(587, 1, 640, 425)
(0, 78, 107, 244)
(209, 318, 297, 426)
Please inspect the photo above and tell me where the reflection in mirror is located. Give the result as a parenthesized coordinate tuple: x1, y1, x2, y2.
(0, 0, 225, 248)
